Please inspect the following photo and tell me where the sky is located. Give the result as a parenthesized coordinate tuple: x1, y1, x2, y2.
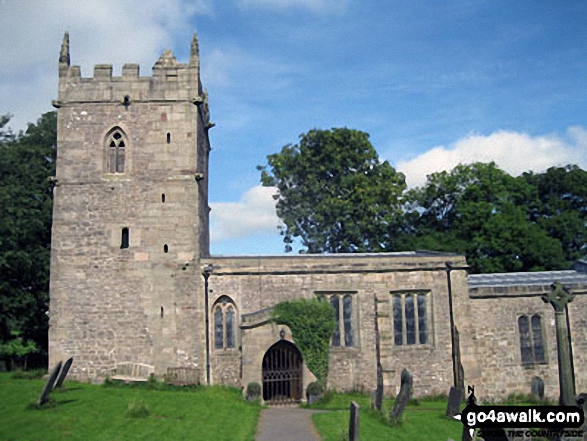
(1, 0, 586, 255)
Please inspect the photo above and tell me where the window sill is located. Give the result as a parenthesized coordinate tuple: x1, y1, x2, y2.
(329, 346, 359, 352)
(391, 344, 434, 351)
(521, 361, 548, 368)
(213, 349, 240, 356)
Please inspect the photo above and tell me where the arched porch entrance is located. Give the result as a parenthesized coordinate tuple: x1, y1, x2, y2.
(262, 340, 303, 404)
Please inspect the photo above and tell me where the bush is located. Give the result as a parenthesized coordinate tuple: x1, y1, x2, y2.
(126, 400, 150, 418)
(306, 381, 324, 397)
(246, 382, 261, 399)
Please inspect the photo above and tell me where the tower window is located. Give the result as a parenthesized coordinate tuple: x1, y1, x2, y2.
(106, 128, 127, 173)
(162, 193, 166, 203)
(121, 228, 129, 249)
(164, 244, 168, 253)
(166, 132, 171, 144)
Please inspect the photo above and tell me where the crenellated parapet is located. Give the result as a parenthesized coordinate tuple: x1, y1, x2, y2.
(55, 33, 207, 111)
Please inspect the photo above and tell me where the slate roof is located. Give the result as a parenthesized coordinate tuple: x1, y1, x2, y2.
(468, 270, 587, 289)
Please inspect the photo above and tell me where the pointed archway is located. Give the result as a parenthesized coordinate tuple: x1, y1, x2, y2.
(262, 340, 303, 404)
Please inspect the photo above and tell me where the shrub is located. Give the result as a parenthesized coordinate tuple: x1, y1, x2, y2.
(246, 382, 261, 399)
(307, 381, 324, 397)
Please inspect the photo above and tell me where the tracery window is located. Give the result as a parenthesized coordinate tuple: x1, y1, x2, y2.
(392, 291, 430, 346)
(321, 293, 355, 348)
(106, 128, 127, 173)
(518, 314, 546, 365)
(213, 296, 236, 350)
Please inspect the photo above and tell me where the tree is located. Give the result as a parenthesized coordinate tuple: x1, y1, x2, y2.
(522, 165, 587, 263)
(258, 128, 406, 253)
(0, 112, 56, 368)
(403, 162, 568, 273)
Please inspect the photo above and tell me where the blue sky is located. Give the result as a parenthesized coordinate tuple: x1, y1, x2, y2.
(1, 0, 586, 255)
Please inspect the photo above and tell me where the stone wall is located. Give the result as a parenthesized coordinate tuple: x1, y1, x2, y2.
(459, 278, 587, 402)
(202, 252, 467, 397)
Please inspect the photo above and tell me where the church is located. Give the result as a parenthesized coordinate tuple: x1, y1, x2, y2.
(48, 34, 587, 404)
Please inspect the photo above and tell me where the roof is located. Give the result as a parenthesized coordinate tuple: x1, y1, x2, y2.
(468, 270, 587, 289)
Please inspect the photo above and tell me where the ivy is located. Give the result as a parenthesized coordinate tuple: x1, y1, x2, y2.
(272, 298, 336, 383)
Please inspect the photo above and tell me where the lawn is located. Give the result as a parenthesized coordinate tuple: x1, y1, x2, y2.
(0, 373, 261, 441)
(308, 392, 464, 441)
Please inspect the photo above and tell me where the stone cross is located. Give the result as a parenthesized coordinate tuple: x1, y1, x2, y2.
(54, 357, 74, 389)
(390, 369, 412, 424)
(37, 361, 62, 406)
(349, 401, 360, 441)
(542, 282, 576, 406)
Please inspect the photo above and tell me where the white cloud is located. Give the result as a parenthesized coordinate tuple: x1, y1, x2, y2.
(210, 186, 283, 243)
(0, 0, 212, 131)
(396, 127, 587, 187)
(236, 0, 348, 13)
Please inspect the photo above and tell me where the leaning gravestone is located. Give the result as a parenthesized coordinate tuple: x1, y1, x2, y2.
(390, 369, 412, 424)
(37, 361, 62, 406)
(349, 401, 360, 441)
(531, 376, 545, 401)
(54, 357, 74, 389)
(447, 386, 463, 417)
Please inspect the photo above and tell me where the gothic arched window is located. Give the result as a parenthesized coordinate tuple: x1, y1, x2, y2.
(213, 296, 237, 350)
(106, 128, 127, 173)
(518, 314, 546, 365)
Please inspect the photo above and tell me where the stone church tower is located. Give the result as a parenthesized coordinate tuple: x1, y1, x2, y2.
(48, 33, 212, 379)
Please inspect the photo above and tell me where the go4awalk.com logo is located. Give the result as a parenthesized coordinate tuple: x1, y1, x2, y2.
(454, 386, 585, 439)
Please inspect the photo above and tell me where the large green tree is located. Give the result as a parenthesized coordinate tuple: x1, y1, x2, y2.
(258, 128, 406, 253)
(0, 112, 56, 367)
(403, 162, 571, 273)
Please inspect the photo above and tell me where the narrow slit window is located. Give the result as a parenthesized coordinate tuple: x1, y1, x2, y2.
(166, 132, 171, 144)
(343, 295, 353, 347)
(531, 315, 545, 363)
(417, 294, 427, 344)
(330, 295, 340, 347)
(121, 228, 129, 249)
(161, 193, 166, 203)
(164, 244, 168, 253)
(160, 306, 164, 318)
(226, 306, 235, 349)
(518, 315, 533, 364)
(393, 296, 403, 346)
(214, 307, 223, 349)
(405, 294, 416, 345)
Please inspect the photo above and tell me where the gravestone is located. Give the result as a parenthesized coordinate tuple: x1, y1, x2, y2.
(37, 361, 62, 406)
(575, 393, 587, 440)
(447, 386, 462, 417)
(349, 401, 360, 441)
(390, 369, 412, 424)
(531, 376, 545, 401)
(54, 357, 74, 389)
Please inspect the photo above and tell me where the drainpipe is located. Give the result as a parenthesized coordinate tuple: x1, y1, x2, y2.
(202, 264, 213, 386)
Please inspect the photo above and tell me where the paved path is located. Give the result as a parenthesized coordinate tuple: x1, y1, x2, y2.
(256, 407, 325, 441)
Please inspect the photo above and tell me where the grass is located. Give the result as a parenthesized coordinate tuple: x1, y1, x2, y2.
(308, 391, 560, 441)
(0, 372, 261, 441)
(309, 392, 463, 441)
